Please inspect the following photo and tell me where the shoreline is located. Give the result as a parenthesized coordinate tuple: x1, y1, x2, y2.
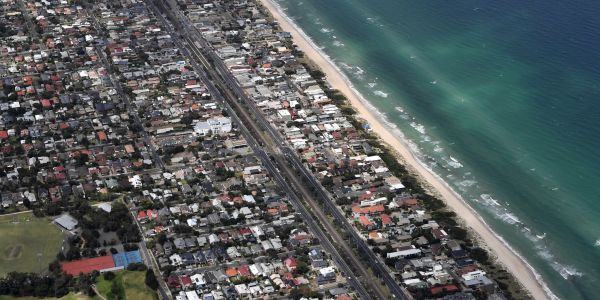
(257, 0, 553, 299)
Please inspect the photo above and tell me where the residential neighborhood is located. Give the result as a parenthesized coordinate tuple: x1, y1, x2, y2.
(0, 0, 526, 299)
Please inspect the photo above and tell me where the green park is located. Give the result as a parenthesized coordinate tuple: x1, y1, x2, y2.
(0, 212, 65, 277)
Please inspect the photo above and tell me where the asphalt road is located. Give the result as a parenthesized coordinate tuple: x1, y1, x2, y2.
(151, 3, 412, 299)
(148, 2, 378, 299)
(88, 9, 171, 300)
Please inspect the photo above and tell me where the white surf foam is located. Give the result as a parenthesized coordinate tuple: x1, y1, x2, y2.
(447, 156, 463, 168)
(500, 212, 521, 225)
(480, 194, 501, 206)
(354, 66, 365, 76)
(458, 179, 477, 187)
(553, 263, 583, 280)
(409, 122, 426, 134)
(373, 90, 389, 98)
(332, 40, 345, 47)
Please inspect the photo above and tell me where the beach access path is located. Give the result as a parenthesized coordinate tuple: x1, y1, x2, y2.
(257, 0, 551, 299)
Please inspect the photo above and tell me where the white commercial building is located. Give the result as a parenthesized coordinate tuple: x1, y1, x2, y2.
(194, 117, 232, 136)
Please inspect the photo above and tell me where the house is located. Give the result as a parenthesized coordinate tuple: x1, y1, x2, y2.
(317, 270, 336, 285)
(225, 267, 238, 277)
(129, 175, 142, 188)
(386, 248, 422, 259)
(137, 210, 148, 221)
(167, 275, 181, 288)
(169, 254, 182, 266)
(185, 291, 201, 300)
(284, 257, 297, 271)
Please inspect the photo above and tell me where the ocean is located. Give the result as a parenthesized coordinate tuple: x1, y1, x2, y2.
(271, 0, 600, 299)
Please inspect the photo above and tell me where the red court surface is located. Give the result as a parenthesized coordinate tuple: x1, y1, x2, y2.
(60, 255, 115, 276)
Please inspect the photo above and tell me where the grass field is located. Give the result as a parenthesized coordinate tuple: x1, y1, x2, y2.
(95, 271, 158, 300)
(0, 293, 96, 300)
(0, 212, 65, 277)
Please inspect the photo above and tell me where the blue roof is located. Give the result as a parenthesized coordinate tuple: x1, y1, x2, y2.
(112, 250, 143, 268)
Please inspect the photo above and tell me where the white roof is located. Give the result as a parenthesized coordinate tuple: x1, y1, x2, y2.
(98, 202, 112, 213)
(185, 291, 201, 300)
(386, 248, 422, 258)
(319, 266, 336, 275)
(364, 155, 382, 162)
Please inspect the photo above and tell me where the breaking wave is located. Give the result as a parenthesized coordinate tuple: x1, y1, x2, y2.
(332, 40, 345, 47)
(373, 90, 388, 98)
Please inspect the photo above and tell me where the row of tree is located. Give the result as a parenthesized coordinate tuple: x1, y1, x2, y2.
(0, 271, 94, 298)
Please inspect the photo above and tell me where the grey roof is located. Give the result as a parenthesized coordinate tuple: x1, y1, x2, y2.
(54, 213, 78, 230)
(329, 287, 348, 296)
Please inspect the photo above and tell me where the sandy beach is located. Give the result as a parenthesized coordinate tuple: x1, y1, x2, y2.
(257, 0, 551, 299)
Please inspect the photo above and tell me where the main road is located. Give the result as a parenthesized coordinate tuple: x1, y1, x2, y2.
(87, 7, 170, 299)
(149, 1, 413, 299)
(147, 2, 381, 299)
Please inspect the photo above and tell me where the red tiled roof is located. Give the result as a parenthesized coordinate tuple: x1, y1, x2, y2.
(352, 205, 385, 215)
(61, 256, 115, 276)
(181, 276, 192, 286)
(399, 198, 418, 206)
(225, 267, 238, 277)
(238, 265, 251, 277)
(97, 131, 107, 141)
(285, 257, 297, 269)
(359, 216, 371, 226)
(430, 284, 459, 295)
(380, 214, 392, 225)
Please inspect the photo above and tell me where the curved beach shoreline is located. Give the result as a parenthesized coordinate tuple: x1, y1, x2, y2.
(257, 0, 553, 299)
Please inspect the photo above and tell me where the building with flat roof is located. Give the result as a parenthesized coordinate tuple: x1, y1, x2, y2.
(54, 213, 78, 231)
(61, 255, 115, 276)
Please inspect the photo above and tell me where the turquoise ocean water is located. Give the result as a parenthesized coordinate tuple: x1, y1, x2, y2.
(272, 0, 600, 299)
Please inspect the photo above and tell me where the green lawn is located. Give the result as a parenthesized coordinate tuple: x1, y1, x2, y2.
(0, 293, 96, 300)
(0, 212, 65, 277)
(0, 271, 156, 300)
(95, 271, 158, 300)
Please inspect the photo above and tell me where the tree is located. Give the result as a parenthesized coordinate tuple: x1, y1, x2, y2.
(294, 261, 310, 275)
(449, 226, 468, 240)
(290, 285, 319, 300)
(470, 247, 490, 264)
(309, 69, 325, 79)
(126, 263, 147, 271)
(145, 270, 159, 290)
(173, 224, 193, 234)
(110, 280, 124, 300)
(103, 271, 116, 281)
(156, 232, 168, 245)
(23, 197, 31, 208)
